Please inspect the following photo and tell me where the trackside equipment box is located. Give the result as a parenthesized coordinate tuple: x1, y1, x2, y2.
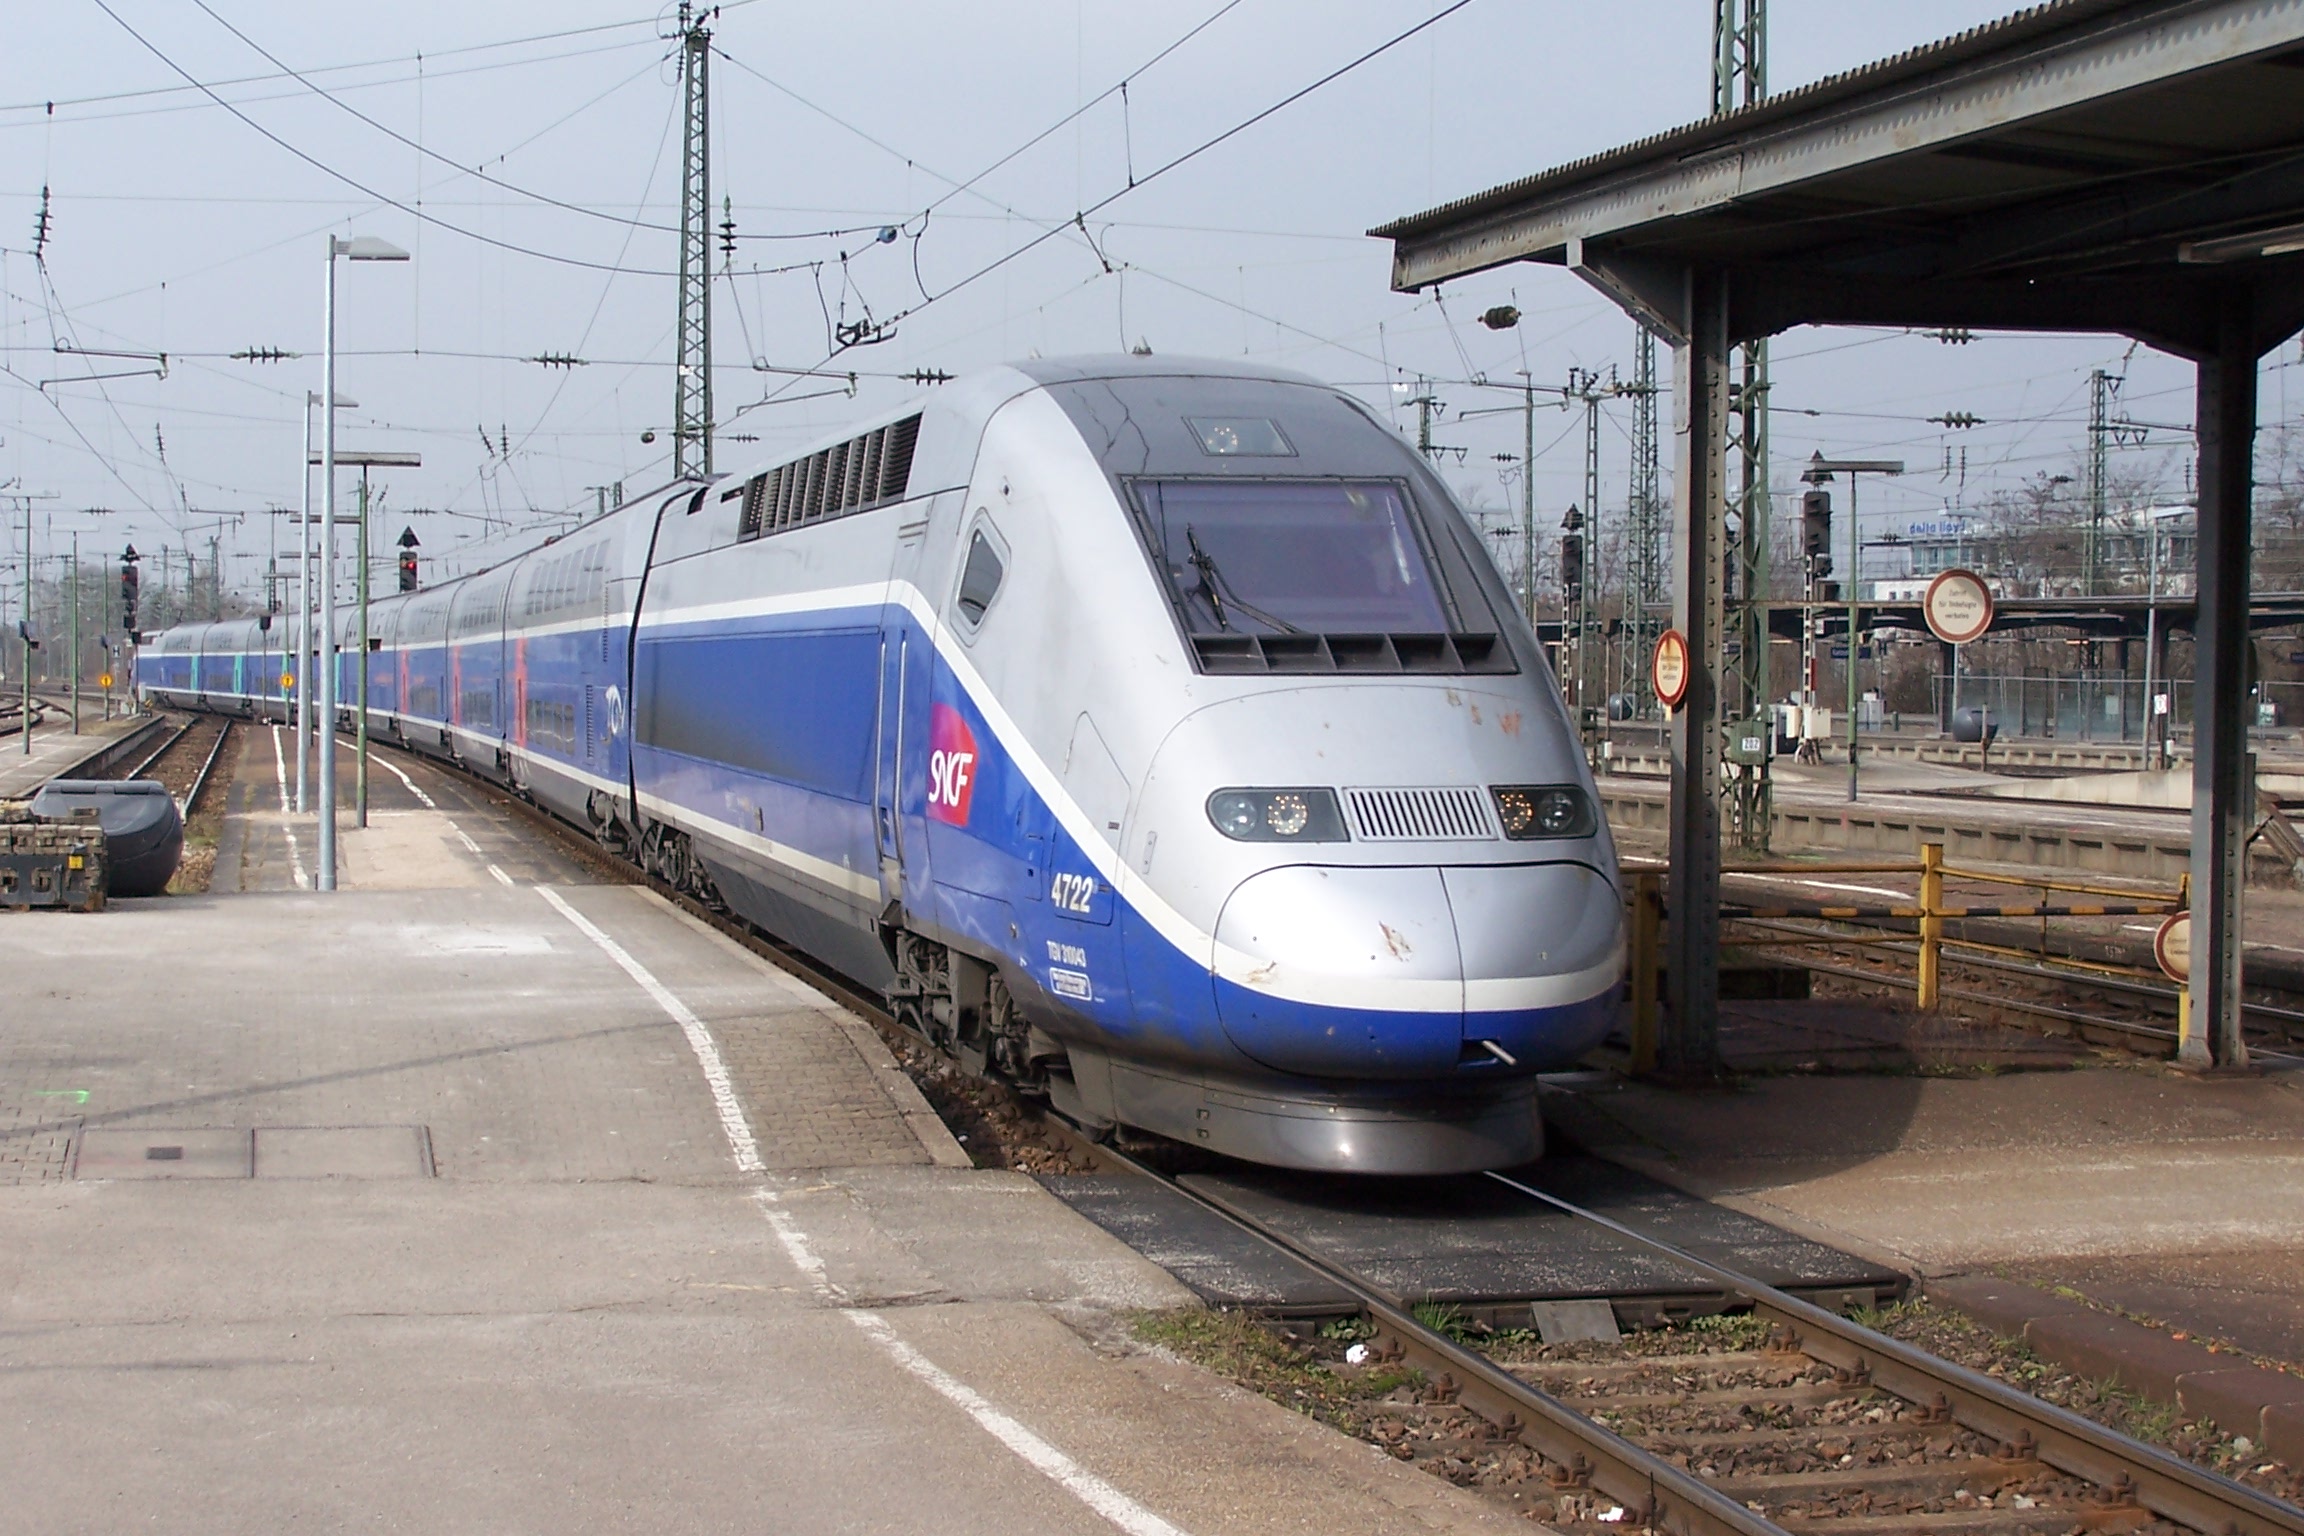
(0, 805, 107, 912)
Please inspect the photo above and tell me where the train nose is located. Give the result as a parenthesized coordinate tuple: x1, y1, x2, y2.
(1211, 862, 1623, 1078)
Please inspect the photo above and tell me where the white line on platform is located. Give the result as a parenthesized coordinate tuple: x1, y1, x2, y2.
(268, 725, 310, 890)
(846, 1309, 1192, 1536)
(487, 863, 515, 887)
(533, 885, 763, 1173)
(752, 1189, 833, 1294)
(578, 914, 1196, 1536)
(371, 751, 437, 809)
(747, 1191, 1191, 1536)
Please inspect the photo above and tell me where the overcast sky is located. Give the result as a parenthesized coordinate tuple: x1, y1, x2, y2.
(2, 0, 2278, 601)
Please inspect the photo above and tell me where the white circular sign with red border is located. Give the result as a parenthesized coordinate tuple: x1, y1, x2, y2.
(1652, 629, 1691, 712)
(1923, 568, 1995, 646)
(2154, 912, 2190, 984)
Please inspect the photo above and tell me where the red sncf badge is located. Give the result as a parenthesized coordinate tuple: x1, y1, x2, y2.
(927, 703, 979, 825)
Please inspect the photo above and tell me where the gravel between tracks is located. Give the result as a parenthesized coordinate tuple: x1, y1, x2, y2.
(1135, 1301, 2301, 1531)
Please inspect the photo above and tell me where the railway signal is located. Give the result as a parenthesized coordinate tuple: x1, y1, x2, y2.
(397, 526, 421, 593)
(120, 545, 141, 635)
(1800, 489, 1833, 579)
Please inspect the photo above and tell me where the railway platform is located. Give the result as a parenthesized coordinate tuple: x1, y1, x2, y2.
(1540, 1044, 2304, 1368)
(0, 736, 1523, 1535)
(0, 709, 155, 800)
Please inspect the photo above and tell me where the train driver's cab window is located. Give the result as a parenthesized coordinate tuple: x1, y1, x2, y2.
(955, 524, 1006, 630)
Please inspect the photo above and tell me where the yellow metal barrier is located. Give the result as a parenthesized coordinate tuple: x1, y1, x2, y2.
(1918, 843, 1944, 1011)
(1629, 844, 2185, 1020)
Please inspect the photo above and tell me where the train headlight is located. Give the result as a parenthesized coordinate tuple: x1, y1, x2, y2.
(1206, 788, 1348, 842)
(1490, 784, 1596, 840)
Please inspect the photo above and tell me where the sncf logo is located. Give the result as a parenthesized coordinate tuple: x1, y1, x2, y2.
(927, 703, 978, 825)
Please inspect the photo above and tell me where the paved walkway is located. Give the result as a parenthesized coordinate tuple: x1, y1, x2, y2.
(1, 736, 1515, 1534)
(0, 708, 149, 799)
(1544, 1057, 2304, 1363)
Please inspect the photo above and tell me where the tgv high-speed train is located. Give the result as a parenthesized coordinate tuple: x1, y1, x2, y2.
(142, 356, 1625, 1173)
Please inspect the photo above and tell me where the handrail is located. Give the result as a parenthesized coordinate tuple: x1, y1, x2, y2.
(1627, 840, 2188, 1016)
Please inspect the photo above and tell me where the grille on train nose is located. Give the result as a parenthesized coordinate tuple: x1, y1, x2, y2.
(1344, 786, 1497, 842)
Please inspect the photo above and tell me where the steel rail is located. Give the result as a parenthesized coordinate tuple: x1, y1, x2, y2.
(339, 740, 2304, 1531)
(1733, 915, 2304, 1051)
(179, 721, 233, 819)
(1485, 1171, 2304, 1536)
(123, 720, 193, 781)
(1098, 1144, 1785, 1536)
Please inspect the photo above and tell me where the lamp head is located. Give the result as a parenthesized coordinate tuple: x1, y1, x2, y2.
(331, 235, 410, 262)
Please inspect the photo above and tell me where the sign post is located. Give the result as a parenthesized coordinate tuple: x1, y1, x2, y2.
(1652, 628, 1691, 713)
(1922, 568, 1995, 647)
(1923, 568, 1994, 746)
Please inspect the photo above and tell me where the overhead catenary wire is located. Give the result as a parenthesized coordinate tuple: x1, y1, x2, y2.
(176, 0, 847, 248)
(88, 0, 683, 277)
(721, 0, 1482, 432)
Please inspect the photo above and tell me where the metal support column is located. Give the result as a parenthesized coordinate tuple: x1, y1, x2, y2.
(2183, 287, 2257, 1071)
(671, 1, 714, 479)
(1938, 640, 1957, 735)
(1664, 268, 1731, 1077)
(356, 468, 371, 830)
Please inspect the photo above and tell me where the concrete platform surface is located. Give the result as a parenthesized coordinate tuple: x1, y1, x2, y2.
(0, 741, 1527, 1535)
(1542, 1060, 2304, 1367)
(0, 709, 151, 799)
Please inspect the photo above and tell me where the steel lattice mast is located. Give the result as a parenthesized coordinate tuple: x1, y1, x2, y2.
(1717, 0, 1772, 851)
(1622, 330, 1666, 710)
(673, 2, 713, 480)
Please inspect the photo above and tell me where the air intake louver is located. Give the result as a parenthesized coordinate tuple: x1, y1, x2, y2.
(1345, 787, 1497, 842)
(737, 413, 923, 542)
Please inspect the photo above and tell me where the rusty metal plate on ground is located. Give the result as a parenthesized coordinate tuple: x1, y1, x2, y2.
(1176, 1156, 1909, 1317)
(75, 1128, 251, 1179)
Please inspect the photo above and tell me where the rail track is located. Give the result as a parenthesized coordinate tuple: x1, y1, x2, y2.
(1120, 1155, 2304, 1536)
(103, 713, 233, 818)
(398, 742, 2304, 1536)
(1719, 891, 2304, 1063)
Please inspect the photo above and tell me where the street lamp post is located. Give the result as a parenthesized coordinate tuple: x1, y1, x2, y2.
(2143, 503, 2192, 771)
(18, 496, 30, 757)
(1805, 455, 1905, 802)
(308, 450, 420, 831)
(296, 389, 356, 816)
(317, 233, 409, 893)
(69, 533, 79, 734)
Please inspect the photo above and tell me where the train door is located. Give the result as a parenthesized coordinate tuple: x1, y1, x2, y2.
(872, 630, 906, 909)
(880, 515, 936, 917)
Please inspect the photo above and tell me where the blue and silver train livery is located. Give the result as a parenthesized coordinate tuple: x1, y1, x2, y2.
(141, 355, 1625, 1173)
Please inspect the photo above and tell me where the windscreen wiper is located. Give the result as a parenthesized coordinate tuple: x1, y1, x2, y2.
(1184, 526, 1303, 634)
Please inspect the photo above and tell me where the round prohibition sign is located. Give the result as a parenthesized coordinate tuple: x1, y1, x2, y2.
(1651, 628, 1691, 712)
(1923, 568, 1995, 646)
(2154, 911, 2191, 984)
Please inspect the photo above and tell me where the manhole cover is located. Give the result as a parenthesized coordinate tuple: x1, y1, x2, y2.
(75, 1128, 251, 1179)
(72, 1126, 436, 1180)
(253, 1126, 433, 1178)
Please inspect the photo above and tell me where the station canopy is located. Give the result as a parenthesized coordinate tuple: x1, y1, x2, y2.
(1372, 0, 2304, 359)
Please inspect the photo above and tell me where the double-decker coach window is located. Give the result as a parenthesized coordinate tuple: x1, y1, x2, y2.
(1130, 479, 1514, 675)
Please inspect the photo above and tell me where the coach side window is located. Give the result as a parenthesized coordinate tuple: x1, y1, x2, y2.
(955, 524, 1006, 630)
